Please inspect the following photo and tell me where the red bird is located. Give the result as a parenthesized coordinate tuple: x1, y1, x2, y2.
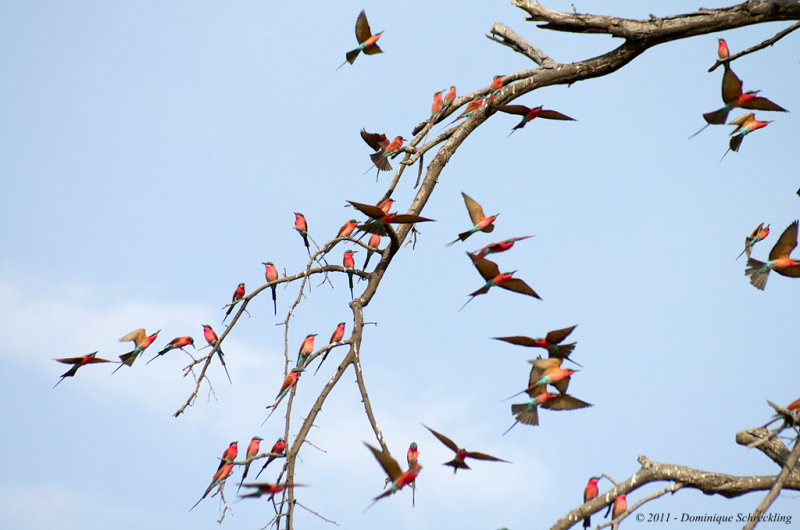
(485, 74, 504, 105)
(428, 90, 445, 128)
(113, 328, 160, 373)
(262, 261, 279, 315)
(239, 482, 305, 501)
(369, 135, 405, 174)
(583, 476, 602, 528)
(315, 322, 346, 375)
(447, 192, 498, 246)
(147, 335, 195, 364)
(495, 104, 576, 136)
(202, 324, 231, 384)
(237, 436, 263, 493)
(363, 233, 382, 270)
(469, 236, 534, 262)
(344, 250, 357, 300)
(364, 442, 422, 511)
(294, 212, 310, 257)
(493, 324, 579, 365)
(722, 113, 772, 159)
(702, 68, 787, 126)
(737, 222, 770, 260)
(190, 460, 235, 511)
(348, 200, 433, 237)
(442, 86, 456, 112)
(448, 97, 484, 125)
(255, 437, 287, 479)
(337, 10, 383, 70)
(461, 255, 541, 310)
(746, 220, 800, 290)
(361, 129, 390, 153)
(222, 282, 246, 324)
(423, 425, 509, 473)
(53, 352, 114, 387)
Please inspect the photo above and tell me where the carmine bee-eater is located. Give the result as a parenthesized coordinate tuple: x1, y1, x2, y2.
(147, 335, 195, 364)
(203, 324, 231, 384)
(263, 368, 303, 424)
(112, 328, 160, 373)
(348, 200, 434, 236)
(217, 441, 239, 472)
(447, 192, 498, 246)
(583, 476, 602, 528)
(237, 436, 263, 493)
(369, 135, 404, 174)
(461, 255, 541, 310)
(448, 97, 484, 125)
(363, 233, 382, 270)
(737, 222, 770, 259)
(502, 358, 576, 401)
(407, 442, 419, 507)
(315, 322, 346, 375)
(428, 90, 445, 128)
(605, 493, 627, 520)
(361, 129, 390, 153)
(296, 333, 317, 368)
(222, 282, 246, 324)
(493, 324, 579, 365)
(262, 262, 279, 315)
(701, 67, 787, 126)
(53, 352, 114, 388)
(442, 86, 456, 112)
(494, 104, 576, 136)
(343, 250, 357, 299)
(255, 437, 287, 479)
(190, 459, 234, 511)
(337, 10, 383, 70)
(722, 114, 773, 159)
(504, 391, 592, 434)
(364, 442, 422, 511)
(423, 425, 509, 473)
(337, 219, 359, 240)
(485, 75, 504, 105)
(239, 482, 305, 501)
(746, 220, 800, 290)
(469, 236, 534, 263)
(718, 38, 730, 69)
(294, 212, 310, 257)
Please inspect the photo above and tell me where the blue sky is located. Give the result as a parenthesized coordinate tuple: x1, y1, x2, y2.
(1, 1, 798, 529)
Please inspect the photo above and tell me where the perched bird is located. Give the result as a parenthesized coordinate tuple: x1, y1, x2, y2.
(448, 97, 484, 125)
(294, 212, 310, 257)
(315, 322, 346, 375)
(502, 358, 576, 401)
(718, 38, 730, 69)
(442, 86, 456, 112)
(461, 256, 541, 310)
(147, 335, 195, 364)
(190, 460, 234, 511)
(237, 436, 263, 493)
(255, 437, 287, 480)
(361, 129, 390, 153)
(362, 233, 382, 270)
(447, 192, 498, 246)
(485, 75, 504, 105)
(701, 67, 787, 126)
(296, 333, 318, 369)
(746, 220, 800, 290)
(469, 236, 533, 262)
(504, 391, 592, 434)
(202, 324, 231, 384)
(494, 104, 576, 136)
(239, 482, 304, 501)
(336, 219, 359, 240)
(428, 90, 445, 128)
(262, 262, 279, 315)
(53, 352, 114, 388)
(364, 442, 422, 511)
(222, 282, 246, 324)
(493, 325, 578, 365)
(113, 328, 160, 373)
(422, 424, 508, 473)
(583, 476, 602, 528)
(344, 250, 357, 300)
(606, 494, 627, 520)
(263, 368, 303, 424)
(369, 135, 404, 174)
(216, 441, 239, 472)
(337, 10, 383, 70)
(722, 114, 772, 158)
(737, 222, 769, 260)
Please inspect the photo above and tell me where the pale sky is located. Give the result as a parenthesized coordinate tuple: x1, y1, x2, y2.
(1, 1, 798, 529)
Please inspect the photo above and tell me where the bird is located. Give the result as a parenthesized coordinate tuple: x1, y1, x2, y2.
(262, 262, 279, 315)
(147, 335, 195, 364)
(583, 476, 602, 528)
(447, 192, 498, 246)
(294, 212, 310, 257)
(190, 459, 235, 511)
(348, 200, 433, 236)
(296, 333, 317, 369)
(362, 233, 382, 271)
(494, 104, 575, 135)
(461, 256, 541, 310)
(606, 493, 627, 520)
(504, 391, 592, 434)
(745, 220, 800, 290)
(343, 250, 357, 300)
(700, 67, 787, 127)
(718, 38, 730, 69)
(263, 368, 303, 424)
(314, 322, 346, 375)
(222, 282, 245, 324)
(428, 90, 445, 128)
(113, 328, 160, 373)
(368, 135, 404, 174)
(722, 113, 772, 159)
(485, 75, 504, 105)
(237, 436, 263, 493)
(407, 442, 420, 507)
(737, 222, 769, 260)
(201, 324, 231, 383)
(255, 437, 287, 480)
(216, 441, 239, 472)
(502, 358, 576, 401)
(53, 352, 114, 387)
(336, 219, 359, 240)
(422, 424, 509, 473)
(448, 97, 484, 125)
(239, 482, 305, 501)
(469, 236, 534, 262)
(337, 10, 383, 70)
(360, 129, 390, 153)
(363, 442, 422, 511)
(493, 325, 579, 365)
(442, 86, 456, 112)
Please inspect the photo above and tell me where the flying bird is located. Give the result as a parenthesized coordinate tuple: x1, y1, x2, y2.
(239, 482, 305, 501)
(494, 104, 576, 136)
(368, 135, 404, 175)
(360, 129, 390, 153)
(113, 328, 160, 373)
(722, 113, 772, 159)
(348, 200, 433, 236)
(337, 10, 383, 70)
(53, 352, 114, 387)
(745, 220, 800, 290)
(493, 325, 579, 365)
(504, 391, 592, 434)
(447, 192, 498, 246)
(469, 236, 533, 262)
(502, 358, 576, 402)
(422, 424, 509, 473)
(737, 222, 769, 260)
(461, 256, 541, 310)
(363, 442, 422, 511)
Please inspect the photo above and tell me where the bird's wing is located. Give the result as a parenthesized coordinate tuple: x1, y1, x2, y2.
(348, 200, 386, 219)
(461, 192, 487, 225)
(541, 394, 593, 410)
(499, 278, 541, 299)
(364, 442, 403, 480)
(769, 220, 798, 260)
(360, 130, 384, 151)
(538, 110, 576, 121)
(363, 43, 382, 55)
(743, 97, 788, 112)
(473, 257, 500, 281)
(494, 104, 530, 116)
(119, 328, 146, 345)
(354, 10, 372, 43)
(54, 356, 87, 364)
(387, 214, 433, 224)
(423, 424, 459, 452)
(721, 68, 743, 103)
(493, 335, 537, 347)
(545, 325, 577, 344)
(466, 451, 509, 463)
